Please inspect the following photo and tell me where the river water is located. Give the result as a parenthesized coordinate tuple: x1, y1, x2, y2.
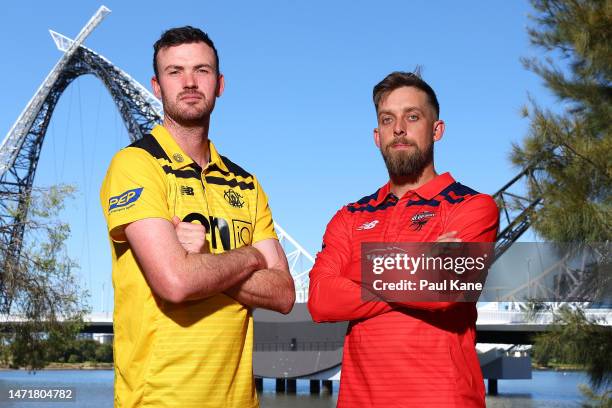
(0, 369, 594, 407)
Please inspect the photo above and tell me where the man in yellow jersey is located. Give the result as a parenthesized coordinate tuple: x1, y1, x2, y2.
(100, 26, 295, 408)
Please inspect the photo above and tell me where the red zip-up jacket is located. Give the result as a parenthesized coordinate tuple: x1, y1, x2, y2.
(308, 173, 499, 408)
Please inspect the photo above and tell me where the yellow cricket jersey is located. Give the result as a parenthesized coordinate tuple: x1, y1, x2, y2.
(100, 124, 277, 408)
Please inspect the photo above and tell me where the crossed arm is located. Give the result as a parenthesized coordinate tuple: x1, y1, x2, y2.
(308, 195, 499, 323)
(307, 218, 460, 322)
(123, 217, 295, 314)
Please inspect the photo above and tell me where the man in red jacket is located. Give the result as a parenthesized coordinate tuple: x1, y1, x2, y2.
(308, 71, 499, 407)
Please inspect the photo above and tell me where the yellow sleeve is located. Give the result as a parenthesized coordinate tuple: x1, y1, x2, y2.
(251, 176, 278, 244)
(100, 147, 171, 242)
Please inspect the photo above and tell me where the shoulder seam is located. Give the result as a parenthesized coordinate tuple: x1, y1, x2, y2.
(347, 189, 380, 209)
(127, 134, 171, 162)
(219, 154, 252, 178)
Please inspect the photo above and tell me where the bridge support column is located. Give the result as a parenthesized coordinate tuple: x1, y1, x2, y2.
(275, 378, 286, 393)
(487, 379, 498, 395)
(287, 379, 296, 393)
(255, 377, 263, 392)
(310, 380, 320, 394)
(322, 380, 333, 394)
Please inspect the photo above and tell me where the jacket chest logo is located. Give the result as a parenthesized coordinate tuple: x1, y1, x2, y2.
(224, 188, 245, 208)
(180, 186, 194, 196)
(410, 211, 435, 231)
(357, 220, 379, 231)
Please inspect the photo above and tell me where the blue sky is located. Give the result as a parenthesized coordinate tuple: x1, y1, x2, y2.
(1, 1, 556, 312)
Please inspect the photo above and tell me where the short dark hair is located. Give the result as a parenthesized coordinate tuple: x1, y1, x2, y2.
(153, 26, 220, 78)
(373, 71, 440, 118)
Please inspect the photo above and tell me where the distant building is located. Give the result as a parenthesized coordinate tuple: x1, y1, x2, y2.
(93, 333, 114, 345)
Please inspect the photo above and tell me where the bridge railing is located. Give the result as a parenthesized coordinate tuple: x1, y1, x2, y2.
(476, 309, 612, 325)
(254, 341, 344, 352)
(295, 289, 309, 304)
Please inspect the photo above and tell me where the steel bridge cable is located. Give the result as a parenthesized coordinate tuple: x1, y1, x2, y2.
(88, 82, 103, 195)
(76, 79, 93, 295)
(60, 83, 74, 181)
(50, 111, 57, 183)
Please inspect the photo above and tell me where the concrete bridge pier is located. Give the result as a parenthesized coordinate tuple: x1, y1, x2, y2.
(488, 379, 498, 395)
(309, 380, 320, 394)
(322, 380, 333, 394)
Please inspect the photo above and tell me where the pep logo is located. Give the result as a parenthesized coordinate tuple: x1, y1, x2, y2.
(109, 187, 143, 211)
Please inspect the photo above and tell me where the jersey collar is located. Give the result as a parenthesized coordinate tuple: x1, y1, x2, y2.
(376, 172, 456, 203)
(415, 172, 455, 200)
(150, 124, 229, 173)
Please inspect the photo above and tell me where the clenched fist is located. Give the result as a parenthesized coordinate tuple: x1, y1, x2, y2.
(172, 216, 210, 254)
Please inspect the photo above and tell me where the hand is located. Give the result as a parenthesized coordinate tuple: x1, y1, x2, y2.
(244, 245, 267, 271)
(172, 216, 209, 254)
(430, 231, 463, 259)
(435, 231, 462, 243)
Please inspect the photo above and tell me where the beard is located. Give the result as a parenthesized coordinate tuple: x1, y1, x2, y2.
(161, 90, 215, 126)
(380, 137, 434, 179)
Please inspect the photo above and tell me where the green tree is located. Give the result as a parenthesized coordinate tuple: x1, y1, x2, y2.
(513, 0, 611, 402)
(531, 306, 612, 387)
(94, 343, 113, 363)
(0, 185, 89, 370)
(512, 0, 611, 241)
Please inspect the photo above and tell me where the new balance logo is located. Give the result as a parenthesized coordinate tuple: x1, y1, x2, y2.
(180, 186, 194, 196)
(357, 220, 379, 230)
